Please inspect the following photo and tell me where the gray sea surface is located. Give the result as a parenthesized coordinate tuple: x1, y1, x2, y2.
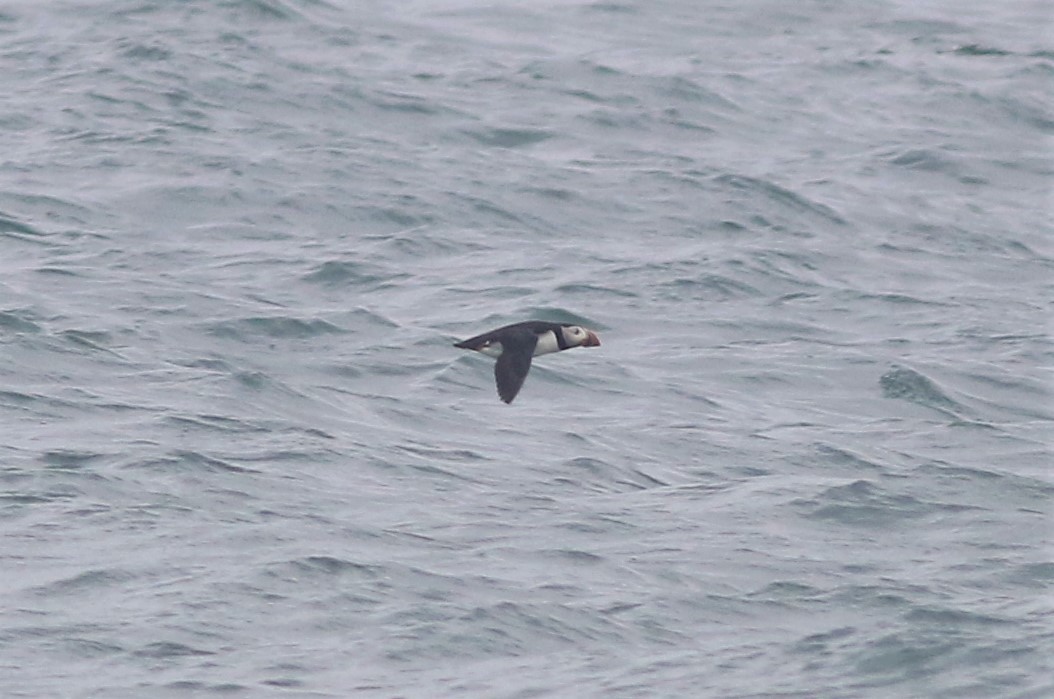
(2, 0, 1052, 697)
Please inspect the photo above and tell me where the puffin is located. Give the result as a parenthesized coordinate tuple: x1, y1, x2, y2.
(454, 320, 601, 403)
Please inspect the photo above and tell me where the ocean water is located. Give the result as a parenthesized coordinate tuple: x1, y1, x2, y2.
(1, 0, 1052, 697)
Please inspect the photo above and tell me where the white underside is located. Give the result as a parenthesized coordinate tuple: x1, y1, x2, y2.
(533, 331, 562, 356)
(478, 330, 562, 358)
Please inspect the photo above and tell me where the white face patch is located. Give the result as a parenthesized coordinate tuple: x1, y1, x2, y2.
(565, 326, 586, 345)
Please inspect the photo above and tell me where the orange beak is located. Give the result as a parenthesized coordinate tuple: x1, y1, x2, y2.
(583, 330, 601, 347)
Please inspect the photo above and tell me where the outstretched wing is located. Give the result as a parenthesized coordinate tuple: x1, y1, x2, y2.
(493, 330, 538, 403)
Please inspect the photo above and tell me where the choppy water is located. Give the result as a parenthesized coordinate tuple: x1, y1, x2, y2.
(2, 0, 1052, 697)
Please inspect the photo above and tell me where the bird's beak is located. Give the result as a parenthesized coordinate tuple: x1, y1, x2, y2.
(583, 330, 601, 347)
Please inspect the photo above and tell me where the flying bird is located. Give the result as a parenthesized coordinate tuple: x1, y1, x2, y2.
(453, 320, 601, 403)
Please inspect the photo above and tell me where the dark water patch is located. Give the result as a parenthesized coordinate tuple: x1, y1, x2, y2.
(353, 202, 437, 230)
(714, 173, 847, 227)
(581, 106, 650, 130)
(1003, 562, 1054, 588)
(60, 329, 118, 354)
(396, 443, 488, 463)
(31, 568, 135, 597)
(233, 370, 270, 389)
(852, 631, 958, 678)
(56, 128, 142, 146)
(503, 308, 603, 330)
(538, 548, 606, 565)
(711, 314, 826, 339)
(518, 56, 630, 95)
(887, 148, 960, 174)
(792, 625, 857, 655)
(0, 492, 62, 506)
(553, 282, 639, 298)
(362, 357, 447, 378)
(174, 357, 235, 372)
(207, 315, 346, 340)
(855, 291, 952, 306)
(42, 450, 106, 470)
(173, 449, 258, 474)
(0, 229, 54, 247)
(366, 229, 491, 258)
(399, 460, 480, 483)
(654, 274, 760, 301)
(118, 40, 172, 62)
(133, 641, 214, 658)
(0, 309, 42, 333)
(166, 681, 248, 692)
(554, 457, 668, 493)
(748, 580, 825, 602)
(951, 44, 1013, 57)
(390, 599, 623, 660)
(35, 266, 81, 278)
(661, 108, 717, 133)
(288, 556, 383, 578)
(301, 259, 396, 287)
(0, 193, 99, 231)
(812, 443, 887, 473)
(727, 249, 830, 290)
(164, 414, 271, 435)
(62, 637, 125, 658)
(829, 586, 914, 613)
(460, 195, 543, 229)
(0, 211, 42, 236)
(553, 515, 635, 536)
(367, 89, 445, 116)
(999, 92, 1054, 133)
(796, 480, 936, 526)
(656, 75, 739, 108)
(462, 127, 554, 148)
(880, 366, 966, 415)
(449, 283, 537, 300)
(905, 605, 1011, 628)
(718, 219, 749, 233)
(522, 186, 577, 201)
(585, 2, 638, 15)
(916, 462, 1054, 503)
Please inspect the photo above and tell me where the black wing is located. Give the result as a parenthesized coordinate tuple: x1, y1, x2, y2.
(454, 320, 562, 350)
(493, 329, 538, 403)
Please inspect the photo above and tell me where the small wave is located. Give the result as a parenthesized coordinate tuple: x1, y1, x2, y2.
(172, 449, 258, 473)
(0, 211, 43, 237)
(0, 309, 42, 333)
(951, 44, 1013, 57)
(797, 479, 939, 526)
(462, 126, 555, 148)
(288, 556, 383, 578)
(133, 641, 214, 658)
(887, 148, 960, 174)
(31, 568, 135, 597)
(207, 315, 346, 340)
(301, 260, 394, 287)
(162, 415, 269, 436)
(880, 365, 966, 416)
(42, 449, 106, 470)
(715, 173, 848, 227)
